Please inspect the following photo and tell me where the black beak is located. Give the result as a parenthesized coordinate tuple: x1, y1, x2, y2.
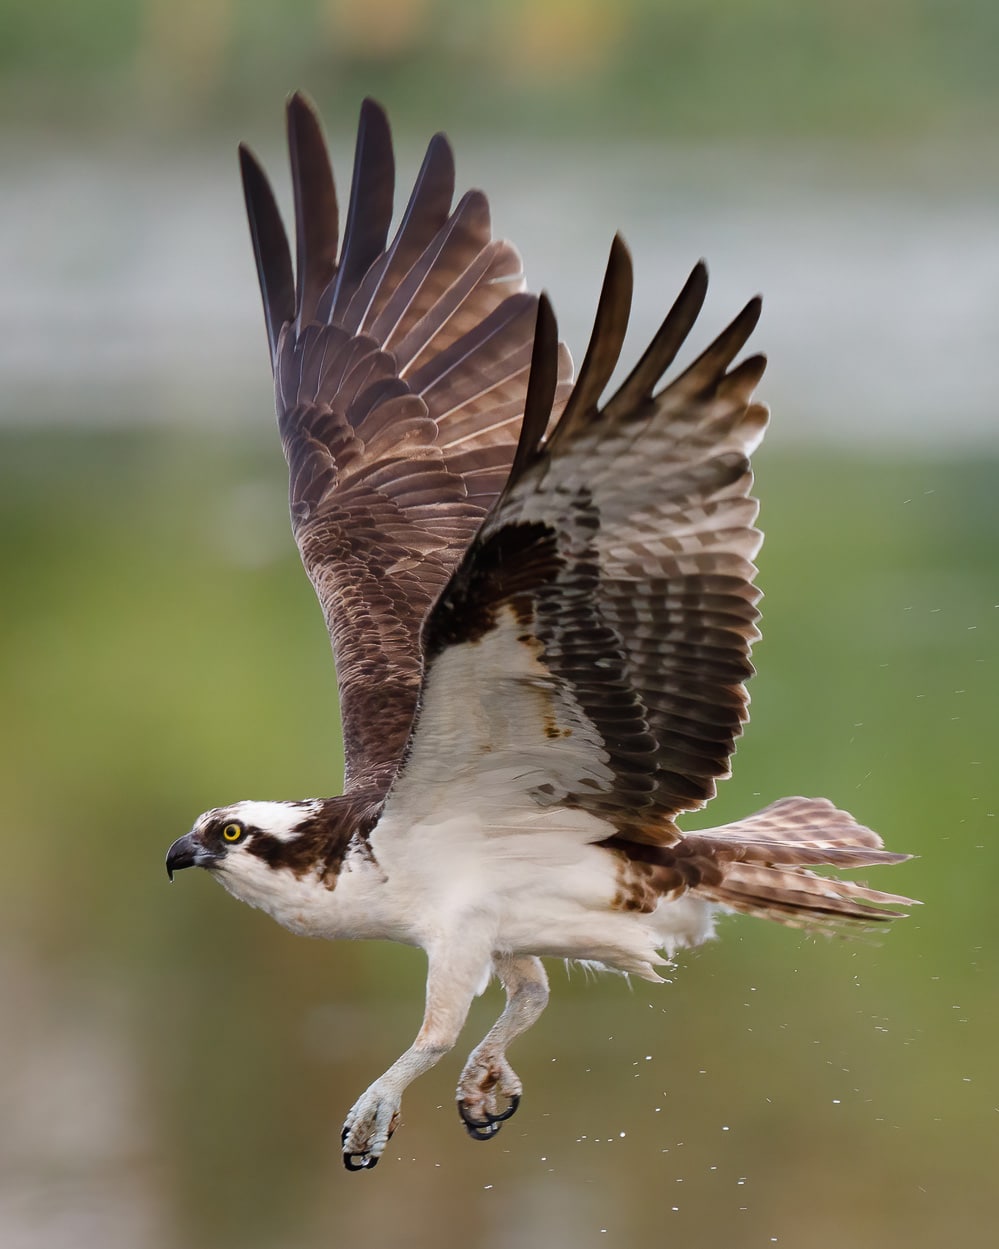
(166, 832, 201, 881)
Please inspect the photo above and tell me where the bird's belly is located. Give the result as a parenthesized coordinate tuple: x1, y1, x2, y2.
(393, 818, 718, 976)
(492, 865, 718, 978)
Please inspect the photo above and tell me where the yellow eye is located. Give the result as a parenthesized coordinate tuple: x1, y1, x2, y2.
(222, 822, 243, 843)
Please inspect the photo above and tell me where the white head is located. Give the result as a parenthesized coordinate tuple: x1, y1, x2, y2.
(165, 799, 324, 912)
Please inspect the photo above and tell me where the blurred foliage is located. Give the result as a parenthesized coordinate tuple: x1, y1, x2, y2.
(1, 0, 998, 139)
(1, 427, 996, 1247)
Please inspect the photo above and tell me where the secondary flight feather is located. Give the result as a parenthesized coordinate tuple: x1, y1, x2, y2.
(166, 94, 914, 1170)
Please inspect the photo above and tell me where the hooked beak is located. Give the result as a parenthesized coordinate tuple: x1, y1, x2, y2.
(166, 832, 211, 881)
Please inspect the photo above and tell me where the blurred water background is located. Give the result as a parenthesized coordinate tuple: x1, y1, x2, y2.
(1, 3, 997, 1248)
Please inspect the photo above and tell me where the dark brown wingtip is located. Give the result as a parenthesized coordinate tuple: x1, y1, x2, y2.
(581, 233, 635, 387)
(606, 258, 711, 416)
(285, 91, 326, 161)
(742, 294, 764, 335)
(714, 293, 764, 367)
(287, 92, 340, 331)
(388, 128, 455, 257)
(417, 131, 456, 206)
(724, 295, 764, 359)
(605, 232, 635, 310)
(688, 259, 710, 303)
(239, 141, 294, 366)
(670, 288, 765, 399)
(720, 351, 768, 400)
(358, 95, 391, 132)
(428, 129, 454, 161)
(287, 88, 317, 115)
(329, 97, 395, 316)
(550, 235, 634, 444)
(509, 293, 560, 485)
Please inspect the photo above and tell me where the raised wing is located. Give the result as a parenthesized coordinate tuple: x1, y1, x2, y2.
(388, 237, 767, 844)
(240, 96, 571, 793)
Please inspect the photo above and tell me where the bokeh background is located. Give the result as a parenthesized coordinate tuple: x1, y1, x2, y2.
(2, 3, 997, 1247)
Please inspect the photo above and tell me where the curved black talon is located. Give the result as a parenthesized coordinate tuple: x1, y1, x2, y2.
(464, 1117, 501, 1141)
(490, 1093, 520, 1124)
(458, 1093, 521, 1141)
(343, 1150, 379, 1171)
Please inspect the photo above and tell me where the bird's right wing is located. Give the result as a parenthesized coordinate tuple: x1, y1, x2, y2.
(240, 96, 571, 795)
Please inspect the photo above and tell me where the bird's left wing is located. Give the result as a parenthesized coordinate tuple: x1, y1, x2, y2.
(383, 237, 768, 845)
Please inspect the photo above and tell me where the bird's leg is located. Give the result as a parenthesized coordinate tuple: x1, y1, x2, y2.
(341, 939, 491, 1171)
(457, 954, 549, 1140)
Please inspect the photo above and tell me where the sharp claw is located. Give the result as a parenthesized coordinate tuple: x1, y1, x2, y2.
(340, 1092, 398, 1170)
(457, 1100, 484, 1124)
(343, 1150, 380, 1171)
(489, 1093, 520, 1124)
(457, 1094, 521, 1141)
(465, 1122, 500, 1141)
(457, 1101, 493, 1136)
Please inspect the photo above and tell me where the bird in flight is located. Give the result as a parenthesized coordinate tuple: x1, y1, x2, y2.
(166, 95, 913, 1171)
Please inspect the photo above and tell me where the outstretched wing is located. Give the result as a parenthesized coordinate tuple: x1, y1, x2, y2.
(240, 95, 572, 793)
(386, 237, 767, 844)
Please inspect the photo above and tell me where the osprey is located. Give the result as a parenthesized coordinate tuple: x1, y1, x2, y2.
(166, 96, 913, 1170)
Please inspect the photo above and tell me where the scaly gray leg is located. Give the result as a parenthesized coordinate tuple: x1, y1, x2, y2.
(341, 938, 492, 1170)
(456, 954, 549, 1140)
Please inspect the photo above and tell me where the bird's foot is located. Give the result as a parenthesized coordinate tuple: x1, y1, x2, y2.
(456, 1052, 522, 1141)
(341, 1082, 402, 1171)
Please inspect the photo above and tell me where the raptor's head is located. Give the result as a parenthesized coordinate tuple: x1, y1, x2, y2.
(166, 800, 321, 907)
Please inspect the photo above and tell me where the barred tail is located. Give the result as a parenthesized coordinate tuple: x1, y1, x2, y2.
(684, 796, 917, 931)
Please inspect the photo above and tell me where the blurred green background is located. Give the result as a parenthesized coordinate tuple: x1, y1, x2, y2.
(1, 3, 997, 1248)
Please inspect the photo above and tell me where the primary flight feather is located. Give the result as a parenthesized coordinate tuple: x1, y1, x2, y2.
(166, 95, 913, 1171)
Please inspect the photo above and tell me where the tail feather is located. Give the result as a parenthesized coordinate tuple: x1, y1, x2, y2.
(684, 796, 916, 931)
